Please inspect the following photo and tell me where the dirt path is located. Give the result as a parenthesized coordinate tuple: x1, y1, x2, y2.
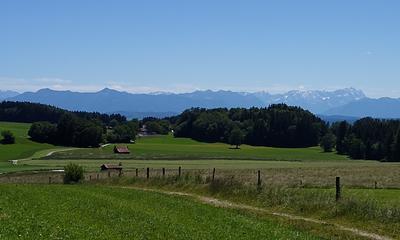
(9, 148, 77, 164)
(45, 148, 76, 157)
(120, 186, 393, 240)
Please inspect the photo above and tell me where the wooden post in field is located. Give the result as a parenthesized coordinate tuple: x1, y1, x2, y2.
(212, 168, 216, 182)
(49, 176, 51, 184)
(97, 173, 99, 180)
(257, 170, 261, 188)
(374, 181, 378, 189)
(135, 168, 138, 177)
(162, 168, 165, 177)
(108, 171, 111, 178)
(89, 175, 92, 181)
(336, 177, 341, 201)
(178, 166, 181, 177)
(147, 167, 150, 179)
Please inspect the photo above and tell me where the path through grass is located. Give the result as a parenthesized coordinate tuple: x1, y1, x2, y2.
(0, 184, 323, 240)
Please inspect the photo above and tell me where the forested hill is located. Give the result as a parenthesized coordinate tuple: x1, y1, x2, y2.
(0, 101, 126, 124)
(173, 104, 328, 148)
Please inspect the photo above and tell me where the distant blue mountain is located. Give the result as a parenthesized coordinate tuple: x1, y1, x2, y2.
(317, 115, 360, 124)
(0, 90, 19, 100)
(6, 88, 264, 118)
(254, 88, 366, 113)
(324, 97, 400, 119)
(7, 87, 399, 120)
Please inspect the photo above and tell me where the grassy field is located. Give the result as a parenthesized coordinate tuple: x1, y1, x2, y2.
(1, 122, 400, 239)
(47, 134, 350, 161)
(0, 184, 328, 240)
(0, 122, 67, 173)
(0, 122, 64, 161)
(92, 174, 400, 239)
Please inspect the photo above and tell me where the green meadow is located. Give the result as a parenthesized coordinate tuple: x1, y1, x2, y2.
(0, 184, 323, 240)
(0, 122, 67, 173)
(0, 122, 63, 161)
(48, 134, 350, 161)
(1, 121, 399, 239)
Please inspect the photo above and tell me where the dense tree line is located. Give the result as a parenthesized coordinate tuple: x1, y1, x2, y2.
(330, 118, 400, 161)
(141, 117, 170, 135)
(28, 114, 140, 147)
(173, 104, 327, 148)
(29, 114, 104, 147)
(0, 101, 126, 125)
(106, 120, 139, 143)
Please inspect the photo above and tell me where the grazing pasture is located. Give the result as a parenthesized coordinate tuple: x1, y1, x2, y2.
(46, 134, 349, 161)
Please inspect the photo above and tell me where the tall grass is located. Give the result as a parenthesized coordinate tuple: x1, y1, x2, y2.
(96, 172, 400, 225)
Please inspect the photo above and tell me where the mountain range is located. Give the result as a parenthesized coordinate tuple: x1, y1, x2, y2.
(0, 90, 20, 100)
(2, 87, 400, 120)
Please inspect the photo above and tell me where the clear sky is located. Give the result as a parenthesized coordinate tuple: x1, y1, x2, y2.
(1, 0, 399, 97)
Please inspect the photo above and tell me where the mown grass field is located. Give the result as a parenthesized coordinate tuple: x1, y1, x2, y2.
(0, 122, 63, 161)
(0, 184, 326, 240)
(47, 134, 350, 161)
(0, 122, 67, 173)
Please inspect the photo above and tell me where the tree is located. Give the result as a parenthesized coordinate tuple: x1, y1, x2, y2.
(320, 133, 336, 152)
(73, 125, 103, 147)
(348, 137, 366, 159)
(335, 121, 349, 154)
(64, 163, 84, 184)
(28, 121, 57, 143)
(107, 123, 136, 143)
(109, 119, 120, 128)
(391, 127, 400, 162)
(1, 130, 15, 144)
(229, 127, 244, 149)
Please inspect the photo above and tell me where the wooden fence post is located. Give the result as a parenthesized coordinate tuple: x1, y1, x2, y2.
(178, 166, 181, 177)
(162, 168, 165, 177)
(108, 171, 111, 178)
(89, 175, 92, 181)
(49, 176, 51, 184)
(374, 181, 378, 189)
(336, 177, 341, 201)
(97, 174, 99, 180)
(212, 168, 216, 182)
(136, 168, 138, 177)
(147, 168, 150, 179)
(257, 170, 261, 188)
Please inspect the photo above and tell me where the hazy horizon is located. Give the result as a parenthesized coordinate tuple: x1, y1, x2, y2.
(1, 1, 400, 98)
(0, 85, 372, 97)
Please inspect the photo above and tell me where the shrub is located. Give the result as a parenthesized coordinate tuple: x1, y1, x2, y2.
(64, 163, 84, 184)
(1, 130, 15, 144)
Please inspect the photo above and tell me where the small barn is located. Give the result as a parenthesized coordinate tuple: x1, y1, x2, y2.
(100, 164, 123, 171)
(113, 145, 130, 154)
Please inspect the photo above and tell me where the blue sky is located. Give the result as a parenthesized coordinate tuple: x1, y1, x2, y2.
(1, 0, 399, 97)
